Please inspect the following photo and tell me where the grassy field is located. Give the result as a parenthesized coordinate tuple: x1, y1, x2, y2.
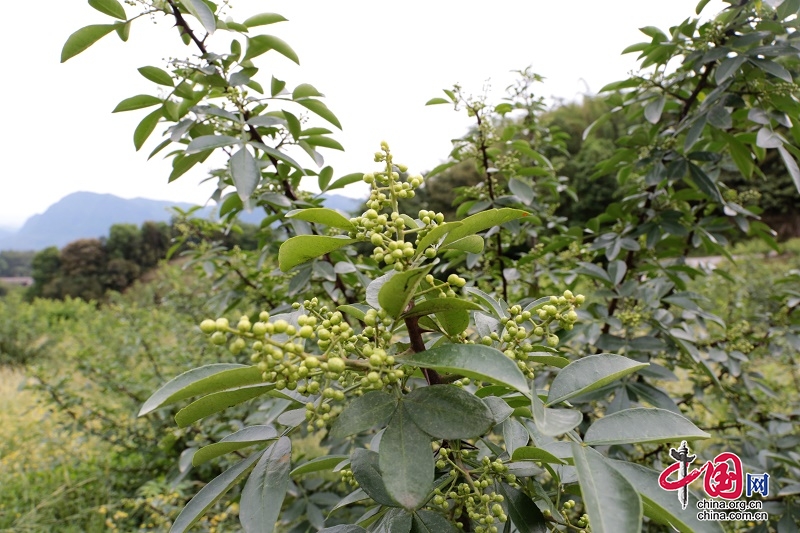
(0, 367, 110, 532)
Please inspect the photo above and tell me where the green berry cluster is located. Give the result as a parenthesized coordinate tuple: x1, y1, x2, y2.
(560, 500, 589, 531)
(479, 290, 584, 378)
(339, 467, 358, 489)
(346, 146, 430, 272)
(617, 301, 646, 329)
(432, 449, 519, 533)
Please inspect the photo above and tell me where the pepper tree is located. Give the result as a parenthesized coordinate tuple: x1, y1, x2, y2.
(63, 0, 800, 531)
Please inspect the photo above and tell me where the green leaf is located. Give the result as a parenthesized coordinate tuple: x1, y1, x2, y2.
(403, 344, 529, 395)
(175, 384, 273, 427)
(546, 354, 648, 406)
(502, 418, 529, 455)
(436, 309, 470, 336)
(148, 138, 172, 160)
(292, 83, 323, 99)
(639, 26, 666, 40)
(279, 235, 358, 271)
(778, 145, 800, 194)
(751, 58, 793, 83)
(170, 451, 263, 533)
(240, 437, 292, 533)
(644, 95, 665, 124)
(411, 510, 458, 533)
(598, 78, 640, 92)
(511, 446, 567, 465)
(193, 425, 278, 466)
(442, 208, 528, 245)
(295, 99, 342, 129)
(112, 94, 162, 113)
(337, 304, 368, 322)
(186, 134, 239, 154)
(139, 364, 262, 416)
(425, 161, 456, 178)
(696, 0, 712, 14)
(304, 135, 344, 151)
(440, 235, 484, 254)
(687, 163, 724, 203)
(179, 0, 216, 34)
(402, 298, 483, 318)
(584, 408, 710, 446)
(621, 42, 650, 54)
(330, 391, 397, 438)
(318, 166, 334, 190)
(230, 147, 261, 201)
(715, 55, 746, 84)
(374, 509, 413, 532)
(482, 396, 514, 425)
(531, 392, 581, 437)
(89, 0, 126, 19)
(707, 105, 732, 130)
(321, 525, 367, 533)
(414, 222, 462, 256)
(378, 266, 432, 318)
(290, 454, 349, 477)
(498, 483, 547, 533)
(608, 460, 724, 533)
(327, 172, 363, 191)
(379, 408, 433, 510)
(425, 97, 450, 106)
(350, 449, 396, 506)
(527, 354, 570, 368)
(133, 108, 162, 151)
(243, 12, 288, 28)
(138, 66, 174, 87)
(169, 151, 208, 182)
(244, 35, 299, 63)
(61, 24, 117, 62)
(756, 127, 784, 148)
(270, 76, 286, 96)
(255, 142, 305, 173)
(286, 208, 355, 230)
(508, 178, 534, 205)
(571, 444, 642, 533)
(722, 132, 754, 178)
(115, 21, 130, 41)
(403, 385, 494, 439)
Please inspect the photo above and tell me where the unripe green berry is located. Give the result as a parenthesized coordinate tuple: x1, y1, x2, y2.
(230, 337, 246, 355)
(327, 357, 345, 373)
(200, 319, 216, 334)
(210, 331, 227, 345)
(215, 317, 229, 330)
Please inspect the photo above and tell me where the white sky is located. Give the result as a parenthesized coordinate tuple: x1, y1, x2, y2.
(0, 0, 723, 229)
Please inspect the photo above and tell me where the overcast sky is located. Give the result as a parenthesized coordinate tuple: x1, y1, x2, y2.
(0, 0, 723, 229)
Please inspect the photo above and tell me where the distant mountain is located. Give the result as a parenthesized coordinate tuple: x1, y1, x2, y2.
(0, 191, 364, 251)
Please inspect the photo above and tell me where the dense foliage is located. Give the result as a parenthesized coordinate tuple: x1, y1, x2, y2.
(25, 217, 260, 301)
(23, 0, 800, 532)
(0, 250, 35, 277)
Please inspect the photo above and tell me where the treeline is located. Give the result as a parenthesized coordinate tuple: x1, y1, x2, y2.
(0, 250, 36, 277)
(26, 218, 261, 301)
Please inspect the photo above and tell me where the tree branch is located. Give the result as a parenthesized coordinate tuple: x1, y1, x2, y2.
(404, 314, 441, 385)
